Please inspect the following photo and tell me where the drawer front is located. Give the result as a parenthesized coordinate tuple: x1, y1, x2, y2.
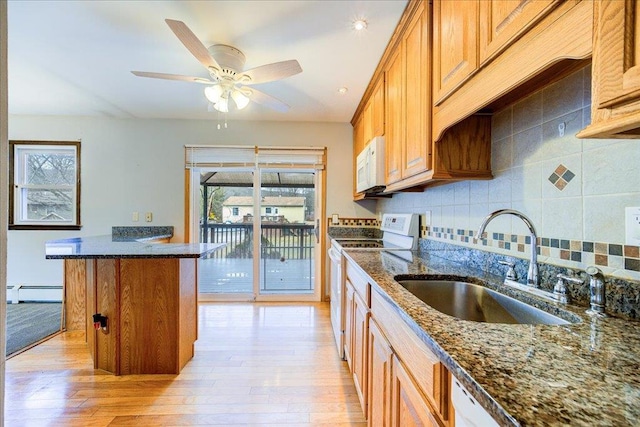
(346, 260, 370, 306)
(371, 288, 448, 421)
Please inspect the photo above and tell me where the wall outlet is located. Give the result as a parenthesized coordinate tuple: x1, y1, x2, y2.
(132, 211, 139, 222)
(332, 213, 339, 225)
(626, 207, 640, 245)
(145, 212, 153, 222)
(425, 210, 432, 226)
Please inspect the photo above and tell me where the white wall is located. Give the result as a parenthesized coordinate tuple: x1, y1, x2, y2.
(7, 116, 376, 289)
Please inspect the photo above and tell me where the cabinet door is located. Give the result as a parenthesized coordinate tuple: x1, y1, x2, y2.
(353, 290, 370, 416)
(391, 355, 440, 427)
(433, 0, 479, 105)
(369, 319, 392, 427)
(372, 76, 385, 137)
(363, 101, 373, 145)
(479, 0, 559, 64)
(403, 0, 431, 179)
(353, 116, 365, 197)
(344, 281, 355, 371)
(594, 0, 640, 109)
(385, 49, 403, 185)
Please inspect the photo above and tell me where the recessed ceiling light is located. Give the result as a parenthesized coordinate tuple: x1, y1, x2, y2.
(353, 19, 368, 31)
(338, 87, 348, 94)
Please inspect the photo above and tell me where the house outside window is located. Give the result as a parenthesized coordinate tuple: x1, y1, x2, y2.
(9, 141, 81, 230)
(265, 207, 272, 214)
(232, 207, 239, 216)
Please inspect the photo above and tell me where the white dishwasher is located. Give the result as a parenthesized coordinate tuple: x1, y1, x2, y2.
(452, 376, 500, 427)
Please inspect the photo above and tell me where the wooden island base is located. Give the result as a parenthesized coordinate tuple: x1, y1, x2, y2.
(64, 257, 198, 375)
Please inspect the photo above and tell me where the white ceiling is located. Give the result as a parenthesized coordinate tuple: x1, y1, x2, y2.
(7, 0, 408, 123)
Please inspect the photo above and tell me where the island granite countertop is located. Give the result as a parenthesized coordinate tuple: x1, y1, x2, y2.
(45, 235, 225, 259)
(342, 249, 640, 427)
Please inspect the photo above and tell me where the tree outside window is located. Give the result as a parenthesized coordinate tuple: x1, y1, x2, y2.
(9, 141, 81, 230)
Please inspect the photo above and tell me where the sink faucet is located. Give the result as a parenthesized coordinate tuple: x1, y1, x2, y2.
(476, 209, 539, 287)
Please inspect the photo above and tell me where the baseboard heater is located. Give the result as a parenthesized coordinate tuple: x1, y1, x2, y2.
(6, 284, 63, 304)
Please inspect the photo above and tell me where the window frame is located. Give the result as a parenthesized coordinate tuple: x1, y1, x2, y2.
(9, 140, 81, 230)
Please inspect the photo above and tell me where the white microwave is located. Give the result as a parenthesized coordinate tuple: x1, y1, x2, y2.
(356, 136, 385, 193)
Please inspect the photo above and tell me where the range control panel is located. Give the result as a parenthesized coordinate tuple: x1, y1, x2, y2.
(380, 213, 418, 237)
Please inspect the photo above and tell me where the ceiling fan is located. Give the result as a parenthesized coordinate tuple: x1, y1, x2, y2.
(132, 19, 302, 113)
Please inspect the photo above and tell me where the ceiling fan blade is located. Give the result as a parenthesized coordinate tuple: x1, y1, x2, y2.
(240, 60, 302, 85)
(164, 19, 222, 72)
(131, 71, 213, 84)
(247, 87, 290, 112)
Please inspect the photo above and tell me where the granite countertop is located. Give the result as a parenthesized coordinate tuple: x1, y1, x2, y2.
(45, 235, 225, 259)
(342, 249, 640, 427)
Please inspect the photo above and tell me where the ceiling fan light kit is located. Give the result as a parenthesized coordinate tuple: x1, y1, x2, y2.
(131, 19, 302, 114)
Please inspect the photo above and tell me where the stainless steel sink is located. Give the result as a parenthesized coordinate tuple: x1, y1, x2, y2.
(397, 279, 571, 325)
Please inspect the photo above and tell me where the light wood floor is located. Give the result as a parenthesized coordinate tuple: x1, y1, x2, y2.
(5, 302, 365, 426)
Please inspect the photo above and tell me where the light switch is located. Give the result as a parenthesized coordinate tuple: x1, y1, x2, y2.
(132, 212, 139, 222)
(145, 212, 153, 222)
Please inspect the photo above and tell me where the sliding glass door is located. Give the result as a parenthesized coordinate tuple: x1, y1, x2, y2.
(259, 170, 317, 296)
(198, 169, 255, 296)
(187, 147, 325, 302)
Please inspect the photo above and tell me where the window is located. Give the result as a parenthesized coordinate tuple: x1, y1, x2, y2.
(265, 207, 272, 214)
(232, 207, 239, 216)
(9, 141, 81, 230)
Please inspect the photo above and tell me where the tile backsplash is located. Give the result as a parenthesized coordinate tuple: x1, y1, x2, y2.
(379, 65, 640, 282)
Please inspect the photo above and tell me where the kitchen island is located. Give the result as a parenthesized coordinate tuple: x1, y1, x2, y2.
(45, 235, 225, 375)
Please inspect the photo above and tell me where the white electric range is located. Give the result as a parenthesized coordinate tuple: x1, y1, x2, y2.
(328, 213, 419, 358)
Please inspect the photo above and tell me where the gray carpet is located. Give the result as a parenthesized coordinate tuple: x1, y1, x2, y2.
(6, 302, 62, 356)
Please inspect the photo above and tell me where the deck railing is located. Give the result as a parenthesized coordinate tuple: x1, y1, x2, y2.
(201, 222, 315, 260)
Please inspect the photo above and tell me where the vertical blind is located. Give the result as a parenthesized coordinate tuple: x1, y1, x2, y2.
(185, 145, 326, 169)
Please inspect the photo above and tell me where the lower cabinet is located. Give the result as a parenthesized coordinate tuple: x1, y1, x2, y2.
(344, 257, 452, 426)
(345, 264, 371, 416)
(368, 318, 393, 426)
(353, 290, 370, 414)
(344, 279, 355, 371)
(392, 354, 441, 427)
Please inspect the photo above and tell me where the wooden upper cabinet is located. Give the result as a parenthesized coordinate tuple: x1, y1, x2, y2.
(363, 102, 373, 145)
(479, 0, 560, 64)
(372, 77, 385, 138)
(578, 0, 640, 138)
(385, 49, 403, 185)
(433, 0, 479, 105)
(403, 2, 431, 179)
(353, 115, 365, 196)
(363, 76, 385, 146)
(594, 0, 640, 109)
